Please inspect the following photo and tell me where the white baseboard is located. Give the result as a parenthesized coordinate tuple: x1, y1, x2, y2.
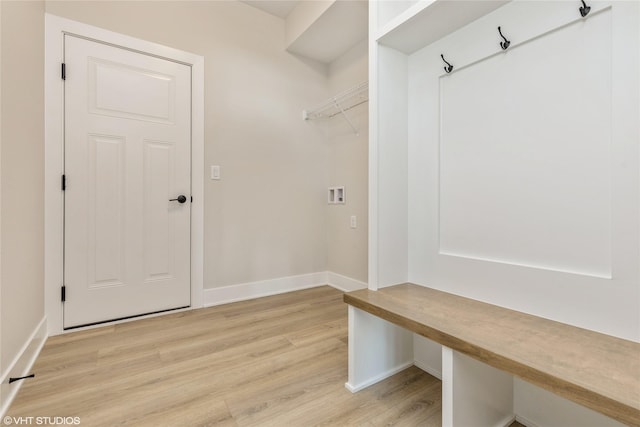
(327, 272, 367, 292)
(203, 272, 329, 307)
(203, 271, 369, 307)
(495, 414, 517, 427)
(414, 359, 443, 380)
(515, 414, 540, 427)
(344, 360, 414, 393)
(0, 317, 47, 418)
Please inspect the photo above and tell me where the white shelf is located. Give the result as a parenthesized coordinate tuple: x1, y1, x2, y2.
(376, 0, 510, 54)
(303, 81, 368, 120)
(303, 81, 368, 135)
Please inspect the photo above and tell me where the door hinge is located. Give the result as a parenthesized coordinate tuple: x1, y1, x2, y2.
(61, 286, 66, 302)
(61, 63, 66, 80)
(61, 174, 66, 191)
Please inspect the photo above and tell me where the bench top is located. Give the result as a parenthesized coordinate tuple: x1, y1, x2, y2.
(344, 283, 640, 426)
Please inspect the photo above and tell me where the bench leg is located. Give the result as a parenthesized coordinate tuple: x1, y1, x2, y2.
(442, 346, 514, 427)
(345, 306, 414, 392)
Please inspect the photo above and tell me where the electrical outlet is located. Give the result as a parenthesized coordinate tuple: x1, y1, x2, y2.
(350, 215, 357, 229)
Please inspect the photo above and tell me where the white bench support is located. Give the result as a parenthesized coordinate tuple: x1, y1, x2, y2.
(345, 306, 413, 392)
(443, 346, 514, 427)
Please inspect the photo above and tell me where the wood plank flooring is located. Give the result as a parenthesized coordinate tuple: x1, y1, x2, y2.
(7, 286, 442, 426)
(8, 286, 529, 426)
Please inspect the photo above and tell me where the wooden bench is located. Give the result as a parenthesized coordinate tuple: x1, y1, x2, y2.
(344, 283, 640, 426)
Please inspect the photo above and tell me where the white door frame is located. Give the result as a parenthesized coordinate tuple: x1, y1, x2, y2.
(44, 14, 205, 335)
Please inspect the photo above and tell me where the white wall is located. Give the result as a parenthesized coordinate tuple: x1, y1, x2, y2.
(45, 0, 331, 290)
(0, 0, 45, 393)
(368, 2, 638, 424)
(405, 0, 639, 341)
(405, 5, 638, 417)
(373, 45, 408, 289)
(326, 39, 368, 283)
(0, 0, 3, 381)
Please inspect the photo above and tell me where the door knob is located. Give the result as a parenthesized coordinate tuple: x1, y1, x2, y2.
(169, 195, 187, 204)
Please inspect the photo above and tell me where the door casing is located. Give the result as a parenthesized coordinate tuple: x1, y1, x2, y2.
(44, 13, 205, 335)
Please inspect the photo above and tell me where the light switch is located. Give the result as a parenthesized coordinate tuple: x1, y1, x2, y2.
(211, 165, 221, 180)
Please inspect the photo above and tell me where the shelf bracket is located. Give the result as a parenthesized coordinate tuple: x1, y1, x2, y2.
(333, 99, 359, 136)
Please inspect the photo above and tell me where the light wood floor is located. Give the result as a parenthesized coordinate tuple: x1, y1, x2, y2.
(8, 286, 442, 426)
(9, 286, 527, 426)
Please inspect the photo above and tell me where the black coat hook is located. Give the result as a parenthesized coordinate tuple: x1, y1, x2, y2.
(441, 54, 453, 73)
(498, 26, 510, 50)
(579, 0, 591, 17)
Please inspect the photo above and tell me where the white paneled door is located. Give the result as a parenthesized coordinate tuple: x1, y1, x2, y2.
(63, 35, 192, 328)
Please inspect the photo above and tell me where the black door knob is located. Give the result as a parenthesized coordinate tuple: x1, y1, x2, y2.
(169, 195, 187, 203)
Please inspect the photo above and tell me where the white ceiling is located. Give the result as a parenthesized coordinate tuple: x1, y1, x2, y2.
(240, 0, 368, 64)
(241, 1, 300, 19)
